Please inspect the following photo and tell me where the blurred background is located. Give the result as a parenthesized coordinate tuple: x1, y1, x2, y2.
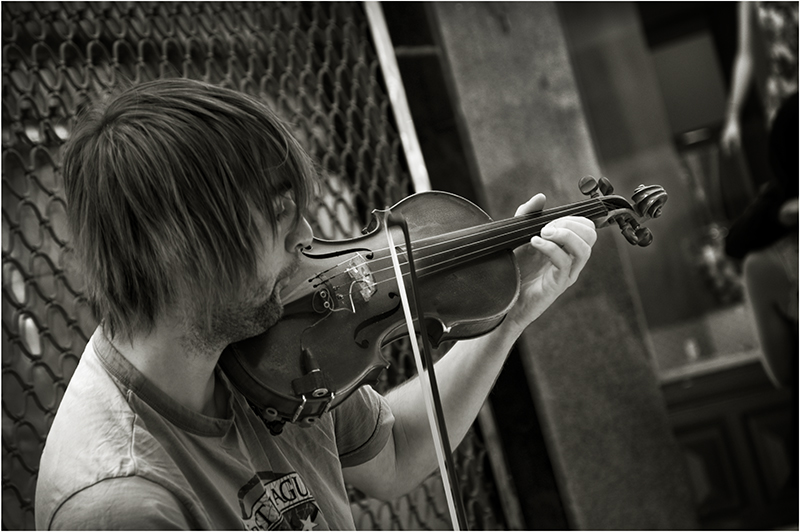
(2, 2, 796, 530)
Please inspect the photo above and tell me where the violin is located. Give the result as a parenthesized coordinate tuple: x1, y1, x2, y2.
(218, 176, 667, 430)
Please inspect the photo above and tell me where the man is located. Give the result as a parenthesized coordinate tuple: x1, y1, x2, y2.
(35, 79, 596, 530)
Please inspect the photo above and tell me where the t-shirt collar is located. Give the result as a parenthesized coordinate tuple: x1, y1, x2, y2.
(91, 326, 235, 436)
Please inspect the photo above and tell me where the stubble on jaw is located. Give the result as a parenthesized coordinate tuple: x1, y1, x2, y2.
(184, 256, 301, 357)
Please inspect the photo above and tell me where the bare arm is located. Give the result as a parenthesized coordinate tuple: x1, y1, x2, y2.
(721, 2, 754, 155)
(343, 195, 597, 499)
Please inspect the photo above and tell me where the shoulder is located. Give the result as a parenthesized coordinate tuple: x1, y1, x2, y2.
(36, 337, 141, 528)
(47, 476, 192, 530)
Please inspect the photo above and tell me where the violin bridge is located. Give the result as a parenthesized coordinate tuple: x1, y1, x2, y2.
(346, 253, 376, 303)
(313, 253, 376, 313)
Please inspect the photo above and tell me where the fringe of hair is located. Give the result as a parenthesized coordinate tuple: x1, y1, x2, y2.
(62, 79, 317, 340)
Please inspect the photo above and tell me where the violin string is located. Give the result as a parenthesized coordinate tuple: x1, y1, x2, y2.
(320, 201, 607, 291)
(366, 202, 605, 275)
(304, 199, 606, 287)
(379, 199, 605, 271)
(366, 204, 609, 287)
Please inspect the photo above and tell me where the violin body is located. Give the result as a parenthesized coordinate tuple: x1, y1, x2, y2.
(219, 192, 520, 426)
(219, 178, 667, 428)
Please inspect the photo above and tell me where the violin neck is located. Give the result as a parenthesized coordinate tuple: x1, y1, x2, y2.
(410, 198, 608, 272)
(475, 197, 607, 249)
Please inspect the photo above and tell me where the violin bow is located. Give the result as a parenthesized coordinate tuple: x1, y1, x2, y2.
(385, 213, 470, 531)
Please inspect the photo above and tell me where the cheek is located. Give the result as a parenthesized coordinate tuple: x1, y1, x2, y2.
(256, 258, 280, 291)
(235, 260, 275, 306)
(253, 243, 279, 279)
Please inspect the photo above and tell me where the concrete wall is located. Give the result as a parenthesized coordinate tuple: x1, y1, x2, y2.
(429, 2, 697, 528)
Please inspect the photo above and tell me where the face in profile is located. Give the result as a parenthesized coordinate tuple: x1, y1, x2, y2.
(206, 196, 310, 345)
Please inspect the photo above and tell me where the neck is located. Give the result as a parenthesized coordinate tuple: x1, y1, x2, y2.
(106, 318, 226, 417)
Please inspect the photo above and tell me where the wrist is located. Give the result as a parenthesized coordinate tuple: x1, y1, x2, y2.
(495, 310, 534, 342)
(725, 103, 742, 125)
(501, 292, 560, 338)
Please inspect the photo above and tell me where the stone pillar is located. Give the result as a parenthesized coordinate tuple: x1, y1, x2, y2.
(558, 2, 720, 333)
(428, 2, 697, 528)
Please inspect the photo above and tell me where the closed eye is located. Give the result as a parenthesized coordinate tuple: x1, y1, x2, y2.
(274, 191, 296, 223)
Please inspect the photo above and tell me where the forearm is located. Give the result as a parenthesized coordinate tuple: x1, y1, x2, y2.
(726, 2, 753, 122)
(384, 319, 522, 494)
(727, 54, 753, 121)
(343, 213, 596, 500)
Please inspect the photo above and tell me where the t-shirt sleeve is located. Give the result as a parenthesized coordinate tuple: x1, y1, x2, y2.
(48, 476, 192, 530)
(332, 385, 395, 468)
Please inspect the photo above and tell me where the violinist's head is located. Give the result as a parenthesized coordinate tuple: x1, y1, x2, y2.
(63, 78, 317, 343)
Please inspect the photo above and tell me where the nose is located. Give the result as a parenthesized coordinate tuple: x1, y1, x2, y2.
(286, 216, 313, 252)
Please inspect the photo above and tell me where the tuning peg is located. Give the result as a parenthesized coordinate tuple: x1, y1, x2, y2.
(597, 176, 614, 195)
(620, 225, 638, 245)
(579, 176, 600, 197)
(617, 219, 639, 245)
(617, 218, 651, 246)
(635, 226, 653, 246)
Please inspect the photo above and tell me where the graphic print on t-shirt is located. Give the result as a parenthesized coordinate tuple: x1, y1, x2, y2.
(238, 471, 321, 530)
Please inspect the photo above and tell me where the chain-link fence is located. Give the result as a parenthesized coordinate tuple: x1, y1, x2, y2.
(2, 2, 508, 529)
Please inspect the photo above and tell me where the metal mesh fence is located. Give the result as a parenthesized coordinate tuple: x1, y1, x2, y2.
(2, 2, 508, 529)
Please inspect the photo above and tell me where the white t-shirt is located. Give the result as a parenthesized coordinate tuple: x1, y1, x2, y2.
(35, 327, 394, 530)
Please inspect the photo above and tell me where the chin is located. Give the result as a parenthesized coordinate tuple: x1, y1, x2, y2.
(252, 294, 284, 334)
(209, 291, 284, 346)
